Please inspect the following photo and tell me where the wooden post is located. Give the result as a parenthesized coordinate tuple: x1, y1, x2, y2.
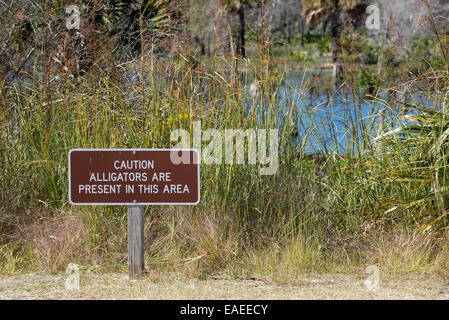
(128, 205, 144, 279)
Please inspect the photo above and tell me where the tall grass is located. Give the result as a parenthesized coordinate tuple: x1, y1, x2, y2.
(1, 3, 449, 279)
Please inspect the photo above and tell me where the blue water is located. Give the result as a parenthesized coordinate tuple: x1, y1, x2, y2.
(246, 72, 438, 157)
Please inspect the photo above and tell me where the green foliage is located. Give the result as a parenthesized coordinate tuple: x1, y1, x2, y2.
(357, 65, 378, 94)
(303, 28, 331, 53)
(90, 0, 171, 53)
(289, 50, 314, 64)
(359, 37, 380, 65)
(376, 102, 449, 229)
(316, 35, 332, 54)
(407, 36, 447, 76)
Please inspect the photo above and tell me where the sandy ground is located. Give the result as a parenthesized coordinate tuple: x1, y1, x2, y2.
(1, 272, 448, 300)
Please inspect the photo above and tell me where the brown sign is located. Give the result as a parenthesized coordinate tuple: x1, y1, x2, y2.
(69, 149, 200, 205)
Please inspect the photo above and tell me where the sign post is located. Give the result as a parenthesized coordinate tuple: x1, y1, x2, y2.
(128, 205, 144, 278)
(68, 149, 200, 279)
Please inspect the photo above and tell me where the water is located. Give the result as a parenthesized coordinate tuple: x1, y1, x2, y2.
(247, 71, 438, 157)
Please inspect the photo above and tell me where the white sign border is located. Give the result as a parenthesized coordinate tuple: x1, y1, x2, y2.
(68, 148, 200, 206)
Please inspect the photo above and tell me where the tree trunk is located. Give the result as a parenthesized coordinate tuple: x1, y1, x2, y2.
(207, 32, 211, 56)
(299, 15, 305, 47)
(322, 19, 328, 39)
(287, 11, 294, 43)
(237, 5, 246, 57)
(330, 0, 341, 79)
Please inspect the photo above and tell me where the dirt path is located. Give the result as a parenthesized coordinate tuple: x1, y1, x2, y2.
(1, 272, 448, 300)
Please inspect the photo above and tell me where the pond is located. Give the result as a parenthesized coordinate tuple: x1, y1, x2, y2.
(246, 71, 438, 157)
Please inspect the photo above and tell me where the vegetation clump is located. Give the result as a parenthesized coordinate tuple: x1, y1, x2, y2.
(1, 0, 449, 281)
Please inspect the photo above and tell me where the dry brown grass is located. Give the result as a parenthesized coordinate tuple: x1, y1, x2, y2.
(145, 207, 241, 277)
(25, 212, 88, 273)
(359, 229, 449, 277)
(2, 207, 449, 283)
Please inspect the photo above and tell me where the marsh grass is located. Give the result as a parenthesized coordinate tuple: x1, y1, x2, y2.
(1, 3, 449, 281)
